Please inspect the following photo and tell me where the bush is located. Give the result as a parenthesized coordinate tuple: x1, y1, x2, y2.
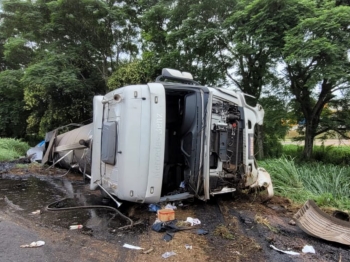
(0, 138, 30, 161)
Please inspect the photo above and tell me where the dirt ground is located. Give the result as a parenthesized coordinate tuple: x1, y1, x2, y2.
(1, 161, 349, 262)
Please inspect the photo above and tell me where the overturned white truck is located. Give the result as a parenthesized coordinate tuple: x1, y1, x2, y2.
(40, 69, 273, 205)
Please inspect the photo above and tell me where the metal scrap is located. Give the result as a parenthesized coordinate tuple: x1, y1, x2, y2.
(293, 200, 350, 245)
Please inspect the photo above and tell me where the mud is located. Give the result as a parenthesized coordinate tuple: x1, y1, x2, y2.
(0, 163, 349, 261)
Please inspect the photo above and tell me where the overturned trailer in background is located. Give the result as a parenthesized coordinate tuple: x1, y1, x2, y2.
(38, 68, 274, 205)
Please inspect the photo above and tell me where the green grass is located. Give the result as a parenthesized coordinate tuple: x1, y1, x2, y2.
(282, 144, 350, 165)
(260, 157, 350, 210)
(0, 138, 30, 161)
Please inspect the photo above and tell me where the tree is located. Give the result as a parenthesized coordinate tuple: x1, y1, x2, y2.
(107, 59, 154, 90)
(225, 0, 350, 160)
(0, 0, 140, 136)
(0, 70, 29, 137)
(220, 0, 305, 158)
(259, 95, 290, 158)
(141, 0, 235, 86)
(21, 53, 98, 135)
(282, 1, 350, 158)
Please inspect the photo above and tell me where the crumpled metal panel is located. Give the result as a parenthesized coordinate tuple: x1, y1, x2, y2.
(293, 200, 350, 245)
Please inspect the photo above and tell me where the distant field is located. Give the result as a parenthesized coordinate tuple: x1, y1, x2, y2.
(284, 129, 350, 146)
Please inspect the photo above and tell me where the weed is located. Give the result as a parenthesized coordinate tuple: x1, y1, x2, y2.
(214, 224, 235, 240)
(15, 163, 28, 169)
(254, 215, 278, 233)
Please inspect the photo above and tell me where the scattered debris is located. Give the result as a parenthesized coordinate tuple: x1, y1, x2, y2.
(162, 251, 176, 259)
(163, 232, 175, 242)
(31, 210, 41, 215)
(186, 217, 201, 226)
(196, 229, 209, 235)
(20, 241, 45, 248)
(143, 247, 154, 254)
(185, 244, 192, 250)
(158, 209, 175, 222)
(149, 204, 161, 213)
(288, 219, 296, 226)
(122, 244, 144, 250)
(294, 200, 350, 245)
(26, 141, 45, 163)
(69, 225, 83, 230)
(302, 245, 315, 254)
(270, 245, 300, 256)
(152, 220, 192, 242)
(152, 220, 190, 233)
(118, 219, 143, 230)
(164, 203, 177, 210)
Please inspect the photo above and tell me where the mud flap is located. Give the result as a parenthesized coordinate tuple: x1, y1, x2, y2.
(249, 167, 274, 202)
(293, 200, 350, 245)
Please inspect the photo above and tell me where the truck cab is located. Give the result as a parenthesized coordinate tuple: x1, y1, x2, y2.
(89, 69, 273, 203)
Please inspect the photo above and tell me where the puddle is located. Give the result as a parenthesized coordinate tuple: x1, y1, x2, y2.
(0, 174, 144, 242)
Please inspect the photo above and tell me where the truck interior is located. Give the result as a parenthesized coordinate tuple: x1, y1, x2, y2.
(162, 88, 198, 195)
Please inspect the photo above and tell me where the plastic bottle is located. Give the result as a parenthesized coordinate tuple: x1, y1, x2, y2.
(69, 225, 83, 230)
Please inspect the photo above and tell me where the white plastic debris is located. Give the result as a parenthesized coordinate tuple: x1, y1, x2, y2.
(185, 244, 192, 250)
(288, 219, 296, 226)
(162, 251, 176, 258)
(123, 244, 144, 250)
(69, 225, 83, 230)
(302, 245, 315, 254)
(31, 210, 41, 215)
(186, 217, 201, 226)
(270, 245, 300, 256)
(179, 181, 185, 188)
(164, 203, 177, 210)
(20, 241, 45, 248)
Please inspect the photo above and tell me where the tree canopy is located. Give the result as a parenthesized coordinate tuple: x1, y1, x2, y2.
(0, 0, 349, 159)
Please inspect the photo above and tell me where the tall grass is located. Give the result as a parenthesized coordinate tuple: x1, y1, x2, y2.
(282, 144, 350, 165)
(260, 157, 350, 210)
(0, 138, 30, 161)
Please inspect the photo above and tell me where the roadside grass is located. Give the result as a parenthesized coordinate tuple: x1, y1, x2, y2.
(260, 157, 350, 210)
(0, 138, 30, 162)
(282, 144, 350, 165)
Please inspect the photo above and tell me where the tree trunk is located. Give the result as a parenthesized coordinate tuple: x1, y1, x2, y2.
(256, 124, 264, 160)
(303, 121, 314, 160)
